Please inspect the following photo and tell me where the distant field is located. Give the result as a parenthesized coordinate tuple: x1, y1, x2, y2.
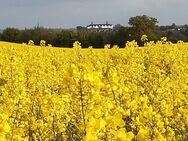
(0, 41, 188, 141)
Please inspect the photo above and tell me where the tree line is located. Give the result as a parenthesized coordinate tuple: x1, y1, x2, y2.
(0, 15, 188, 48)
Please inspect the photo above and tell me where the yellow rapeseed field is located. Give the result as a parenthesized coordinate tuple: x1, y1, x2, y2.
(0, 39, 188, 141)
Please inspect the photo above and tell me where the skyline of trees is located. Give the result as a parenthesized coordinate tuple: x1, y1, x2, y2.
(0, 15, 188, 48)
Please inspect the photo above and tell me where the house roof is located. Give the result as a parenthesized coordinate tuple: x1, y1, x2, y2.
(87, 23, 112, 26)
(87, 22, 113, 27)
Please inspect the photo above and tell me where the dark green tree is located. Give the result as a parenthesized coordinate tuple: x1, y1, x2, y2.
(1, 28, 21, 42)
(128, 15, 159, 45)
(55, 30, 74, 47)
(166, 30, 187, 43)
(88, 32, 104, 48)
(107, 27, 128, 47)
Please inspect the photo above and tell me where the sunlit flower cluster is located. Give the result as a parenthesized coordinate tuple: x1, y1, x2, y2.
(141, 35, 148, 42)
(0, 39, 188, 141)
(40, 40, 46, 47)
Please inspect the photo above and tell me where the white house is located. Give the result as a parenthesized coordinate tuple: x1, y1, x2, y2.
(86, 21, 113, 32)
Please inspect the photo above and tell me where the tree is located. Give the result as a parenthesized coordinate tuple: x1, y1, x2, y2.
(170, 23, 176, 29)
(55, 30, 74, 47)
(128, 15, 159, 45)
(107, 27, 128, 47)
(1, 28, 21, 42)
(88, 32, 104, 48)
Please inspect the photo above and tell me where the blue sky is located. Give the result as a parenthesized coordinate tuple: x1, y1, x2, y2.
(0, 0, 187, 29)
